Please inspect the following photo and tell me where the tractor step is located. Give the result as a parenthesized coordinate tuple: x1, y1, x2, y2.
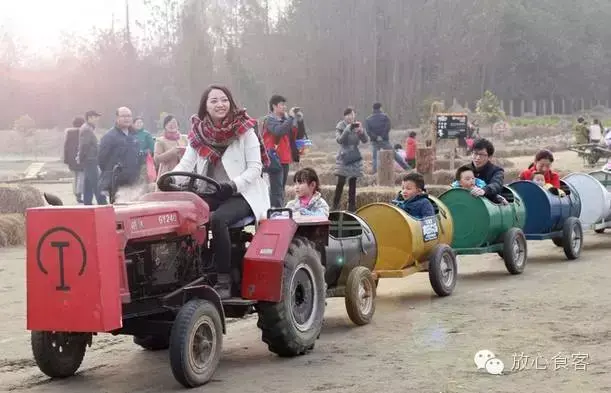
(222, 298, 257, 306)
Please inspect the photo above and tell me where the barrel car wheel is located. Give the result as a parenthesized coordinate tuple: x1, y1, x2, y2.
(561, 217, 583, 260)
(502, 228, 527, 275)
(428, 244, 457, 296)
(345, 266, 376, 326)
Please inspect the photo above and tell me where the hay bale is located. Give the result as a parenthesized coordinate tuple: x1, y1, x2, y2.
(0, 214, 25, 247)
(377, 150, 395, 186)
(0, 184, 44, 214)
(432, 170, 456, 186)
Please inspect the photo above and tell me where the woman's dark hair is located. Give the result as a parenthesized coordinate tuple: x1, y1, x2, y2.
(293, 167, 320, 192)
(534, 149, 554, 163)
(472, 138, 495, 156)
(343, 107, 354, 116)
(198, 85, 239, 120)
(269, 94, 287, 112)
(72, 116, 85, 128)
(163, 114, 177, 129)
(409, 131, 417, 138)
(402, 172, 426, 191)
(455, 165, 474, 181)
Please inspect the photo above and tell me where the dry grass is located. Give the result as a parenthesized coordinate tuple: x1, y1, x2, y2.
(0, 184, 44, 248)
(0, 214, 26, 247)
(0, 184, 44, 214)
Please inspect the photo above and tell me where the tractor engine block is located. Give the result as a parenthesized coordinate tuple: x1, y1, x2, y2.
(124, 236, 202, 300)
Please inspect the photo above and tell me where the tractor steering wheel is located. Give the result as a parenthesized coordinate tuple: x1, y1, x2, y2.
(157, 171, 222, 200)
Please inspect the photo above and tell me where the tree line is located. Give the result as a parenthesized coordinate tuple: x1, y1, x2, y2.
(1, 0, 610, 131)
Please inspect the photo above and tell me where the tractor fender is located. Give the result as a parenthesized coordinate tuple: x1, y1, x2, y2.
(163, 283, 226, 334)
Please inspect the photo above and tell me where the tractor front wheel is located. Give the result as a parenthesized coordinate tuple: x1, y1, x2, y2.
(31, 331, 90, 378)
(256, 236, 326, 357)
(169, 299, 223, 388)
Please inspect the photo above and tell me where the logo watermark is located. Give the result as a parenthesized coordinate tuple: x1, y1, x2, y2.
(474, 350, 590, 375)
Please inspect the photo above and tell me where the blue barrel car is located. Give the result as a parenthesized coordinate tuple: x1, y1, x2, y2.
(508, 180, 583, 260)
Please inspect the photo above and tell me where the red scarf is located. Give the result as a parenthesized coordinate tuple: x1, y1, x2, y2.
(188, 110, 270, 167)
(164, 129, 181, 141)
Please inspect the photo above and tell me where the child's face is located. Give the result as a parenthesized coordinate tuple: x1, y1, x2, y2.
(401, 180, 420, 199)
(459, 170, 476, 189)
(294, 180, 316, 198)
(533, 174, 546, 186)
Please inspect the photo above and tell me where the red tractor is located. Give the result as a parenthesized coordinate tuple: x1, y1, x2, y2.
(26, 171, 330, 388)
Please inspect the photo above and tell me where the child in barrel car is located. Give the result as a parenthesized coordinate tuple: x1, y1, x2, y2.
(532, 171, 566, 197)
(392, 172, 435, 219)
(452, 165, 508, 205)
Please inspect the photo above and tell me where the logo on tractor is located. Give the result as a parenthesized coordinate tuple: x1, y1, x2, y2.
(36, 227, 87, 292)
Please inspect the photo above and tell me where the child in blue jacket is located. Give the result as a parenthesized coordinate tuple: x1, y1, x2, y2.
(392, 172, 435, 219)
(452, 165, 508, 205)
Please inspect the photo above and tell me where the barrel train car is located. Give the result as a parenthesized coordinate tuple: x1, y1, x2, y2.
(275, 170, 611, 326)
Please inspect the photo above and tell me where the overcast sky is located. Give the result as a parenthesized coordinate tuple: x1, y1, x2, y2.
(1, 0, 159, 57)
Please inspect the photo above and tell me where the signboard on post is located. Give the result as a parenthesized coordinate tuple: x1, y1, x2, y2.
(436, 113, 468, 140)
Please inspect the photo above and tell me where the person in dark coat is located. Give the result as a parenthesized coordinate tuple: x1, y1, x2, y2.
(331, 107, 368, 212)
(468, 138, 505, 202)
(63, 116, 85, 203)
(98, 107, 142, 197)
(78, 110, 107, 205)
(365, 102, 410, 173)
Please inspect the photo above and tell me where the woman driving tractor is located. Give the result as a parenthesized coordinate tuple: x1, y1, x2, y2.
(169, 84, 271, 298)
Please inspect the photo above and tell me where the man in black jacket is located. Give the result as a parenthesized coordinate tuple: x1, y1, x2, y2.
(469, 138, 504, 201)
(64, 116, 85, 203)
(365, 102, 410, 174)
(98, 107, 141, 197)
(79, 110, 107, 205)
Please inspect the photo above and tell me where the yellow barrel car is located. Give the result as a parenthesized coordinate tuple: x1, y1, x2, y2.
(356, 195, 457, 296)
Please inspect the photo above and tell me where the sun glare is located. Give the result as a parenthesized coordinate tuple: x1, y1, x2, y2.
(0, 0, 130, 57)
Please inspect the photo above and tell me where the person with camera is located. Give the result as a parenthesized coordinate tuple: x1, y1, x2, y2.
(261, 94, 306, 207)
(332, 107, 369, 212)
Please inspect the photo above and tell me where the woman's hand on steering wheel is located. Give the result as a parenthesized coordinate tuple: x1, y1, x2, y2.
(156, 171, 222, 200)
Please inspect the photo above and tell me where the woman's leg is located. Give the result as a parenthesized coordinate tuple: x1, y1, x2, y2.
(209, 195, 253, 298)
(348, 177, 357, 212)
(332, 175, 346, 210)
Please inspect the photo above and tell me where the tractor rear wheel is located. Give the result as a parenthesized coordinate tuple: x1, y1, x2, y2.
(256, 236, 326, 357)
(169, 299, 223, 388)
(31, 331, 90, 378)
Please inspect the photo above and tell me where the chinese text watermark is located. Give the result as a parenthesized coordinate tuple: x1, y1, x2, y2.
(474, 350, 590, 375)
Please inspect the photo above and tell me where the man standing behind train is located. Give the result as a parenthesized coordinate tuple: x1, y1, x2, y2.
(98, 106, 141, 198)
(78, 110, 107, 205)
(261, 95, 305, 207)
(365, 102, 410, 174)
(468, 138, 504, 202)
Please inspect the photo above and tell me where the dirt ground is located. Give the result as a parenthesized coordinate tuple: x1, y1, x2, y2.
(2, 152, 611, 393)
